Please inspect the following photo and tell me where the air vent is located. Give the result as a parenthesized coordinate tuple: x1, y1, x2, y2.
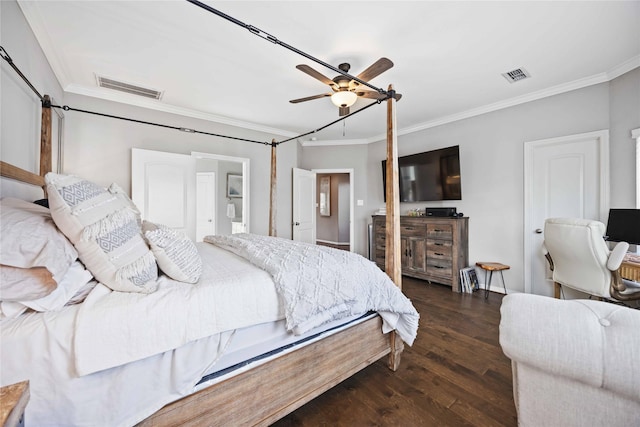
(501, 68, 531, 83)
(96, 76, 163, 99)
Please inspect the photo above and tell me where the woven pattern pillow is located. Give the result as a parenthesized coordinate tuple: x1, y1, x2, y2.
(142, 221, 202, 283)
(45, 173, 158, 293)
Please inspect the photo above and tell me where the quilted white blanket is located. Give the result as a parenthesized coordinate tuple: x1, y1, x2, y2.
(205, 234, 419, 345)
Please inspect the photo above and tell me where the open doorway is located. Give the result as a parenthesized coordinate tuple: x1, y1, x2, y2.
(312, 169, 353, 252)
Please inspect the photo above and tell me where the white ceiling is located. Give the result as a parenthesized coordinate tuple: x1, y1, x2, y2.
(17, 1, 640, 145)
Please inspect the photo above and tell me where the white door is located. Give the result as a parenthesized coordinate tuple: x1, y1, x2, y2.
(524, 130, 609, 296)
(196, 172, 216, 241)
(292, 168, 316, 243)
(132, 148, 196, 239)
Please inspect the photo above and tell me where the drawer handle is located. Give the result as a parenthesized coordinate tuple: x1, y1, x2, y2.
(434, 243, 444, 246)
(434, 252, 444, 256)
(404, 227, 414, 230)
(434, 265, 445, 269)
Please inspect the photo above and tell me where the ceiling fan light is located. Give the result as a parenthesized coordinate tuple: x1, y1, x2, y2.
(331, 91, 357, 108)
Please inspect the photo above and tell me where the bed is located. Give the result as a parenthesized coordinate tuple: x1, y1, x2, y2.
(0, 5, 410, 425)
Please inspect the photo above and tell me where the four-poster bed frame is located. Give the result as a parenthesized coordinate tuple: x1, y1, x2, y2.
(0, 4, 405, 425)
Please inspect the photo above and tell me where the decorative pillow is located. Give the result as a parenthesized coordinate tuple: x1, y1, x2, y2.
(142, 221, 202, 283)
(45, 173, 158, 293)
(0, 197, 78, 300)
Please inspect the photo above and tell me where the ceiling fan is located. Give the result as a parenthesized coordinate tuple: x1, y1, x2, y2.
(290, 57, 402, 116)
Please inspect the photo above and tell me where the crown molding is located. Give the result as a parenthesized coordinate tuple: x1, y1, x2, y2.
(361, 57, 640, 145)
(64, 84, 298, 138)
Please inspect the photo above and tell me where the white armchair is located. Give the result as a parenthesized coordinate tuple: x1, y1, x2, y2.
(500, 294, 640, 426)
(542, 217, 640, 301)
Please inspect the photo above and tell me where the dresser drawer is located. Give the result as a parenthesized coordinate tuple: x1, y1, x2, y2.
(400, 223, 427, 237)
(427, 258, 453, 278)
(426, 223, 453, 240)
(427, 239, 453, 259)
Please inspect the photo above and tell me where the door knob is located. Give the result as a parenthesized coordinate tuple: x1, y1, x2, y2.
(535, 229, 543, 234)
(294, 222, 300, 226)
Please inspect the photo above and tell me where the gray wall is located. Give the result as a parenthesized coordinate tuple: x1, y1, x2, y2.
(609, 67, 640, 208)
(2, 0, 638, 293)
(61, 92, 297, 238)
(364, 73, 637, 293)
(0, 0, 64, 200)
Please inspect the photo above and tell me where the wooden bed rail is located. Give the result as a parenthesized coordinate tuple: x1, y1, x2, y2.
(0, 161, 45, 187)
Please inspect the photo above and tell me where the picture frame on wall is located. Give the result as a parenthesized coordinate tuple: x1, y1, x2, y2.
(319, 176, 330, 216)
(227, 173, 243, 198)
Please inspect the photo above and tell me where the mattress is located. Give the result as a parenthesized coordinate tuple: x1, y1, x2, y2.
(196, 311, 376, 389)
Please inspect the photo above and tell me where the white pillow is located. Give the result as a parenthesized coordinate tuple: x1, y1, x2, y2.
(45, 173, 158, 294)
(0, 261, 95, 319)
(0, 198, 78, 300)
(142, 221, 202, 283)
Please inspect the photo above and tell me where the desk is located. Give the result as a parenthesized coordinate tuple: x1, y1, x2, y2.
(621, 253, 640, 282)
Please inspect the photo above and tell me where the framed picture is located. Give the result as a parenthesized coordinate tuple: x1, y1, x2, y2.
(227, 173, 243, 198)
(319, 176, 330, 216)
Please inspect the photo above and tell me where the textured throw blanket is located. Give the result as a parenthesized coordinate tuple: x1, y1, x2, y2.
(205, 234, 419, 345)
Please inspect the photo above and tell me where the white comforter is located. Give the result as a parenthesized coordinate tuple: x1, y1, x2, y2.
(205, 233, 419, 346)
(74, 242, 284, 376)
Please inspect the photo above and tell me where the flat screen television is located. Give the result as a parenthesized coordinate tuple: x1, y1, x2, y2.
(605, 209, 640, 245)
(382, 145, 461, 202)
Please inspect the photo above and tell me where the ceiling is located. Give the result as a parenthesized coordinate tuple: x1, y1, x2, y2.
(17, 1, 640, 145)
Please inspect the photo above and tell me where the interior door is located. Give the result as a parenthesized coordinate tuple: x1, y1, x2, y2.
(524, 130, 609, 296)
(292, 168, 316, 243)
(132, 148, 196, 239)
(196, 172, 216, 241)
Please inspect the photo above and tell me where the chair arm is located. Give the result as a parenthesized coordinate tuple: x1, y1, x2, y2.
(500, 294, 640, 403)
(607, 241, 630, 271)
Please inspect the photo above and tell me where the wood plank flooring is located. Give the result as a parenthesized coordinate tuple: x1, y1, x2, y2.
(272, 276, 517, 427)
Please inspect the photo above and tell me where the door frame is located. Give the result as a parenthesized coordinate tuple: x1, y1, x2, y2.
(523, 129, 609, 294)
(311, 168, 354, 252)
(192, 151, 250, 234)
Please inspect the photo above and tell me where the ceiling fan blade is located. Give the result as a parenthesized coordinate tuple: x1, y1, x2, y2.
(355, 57, 394, 83)
(296, 65, 337, 88)
(356, 90, 388, 100)
(289, 93, 331, 104)
(356, 90, 402, 102)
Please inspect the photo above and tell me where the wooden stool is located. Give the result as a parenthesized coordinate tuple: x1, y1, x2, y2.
(476, 262, 510, 299)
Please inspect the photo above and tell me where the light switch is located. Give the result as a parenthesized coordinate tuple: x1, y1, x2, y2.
(357, 199, 364, 206)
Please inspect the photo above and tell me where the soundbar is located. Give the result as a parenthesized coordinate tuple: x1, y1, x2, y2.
(426, 207, 458, 217)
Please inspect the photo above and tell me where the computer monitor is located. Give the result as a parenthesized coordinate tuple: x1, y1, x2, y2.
(605, 209, 640, 245)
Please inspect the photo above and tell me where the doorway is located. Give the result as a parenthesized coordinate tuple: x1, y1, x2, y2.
(523, 130, 609, 296)
(312, 169, 354, 252)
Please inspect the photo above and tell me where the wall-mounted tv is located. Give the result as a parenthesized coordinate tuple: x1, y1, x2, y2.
(382, 145, 462, 202)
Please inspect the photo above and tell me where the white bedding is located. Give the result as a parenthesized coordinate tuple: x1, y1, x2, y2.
(74, 242, 284, 375)
(206, 233, 420, 345)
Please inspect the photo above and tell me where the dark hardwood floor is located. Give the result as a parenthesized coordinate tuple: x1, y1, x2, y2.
(273, 276, 517, 427)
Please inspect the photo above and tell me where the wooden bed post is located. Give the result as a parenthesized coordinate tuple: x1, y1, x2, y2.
(269, 139, 277, 237)
(384, 85, 401, 289)
(385, 84, 404, 371)
(40, 95, 52, 194)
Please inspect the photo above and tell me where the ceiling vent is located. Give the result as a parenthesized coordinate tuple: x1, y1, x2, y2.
(96, 76, 163, 100)
(501, 68, 531, 83)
